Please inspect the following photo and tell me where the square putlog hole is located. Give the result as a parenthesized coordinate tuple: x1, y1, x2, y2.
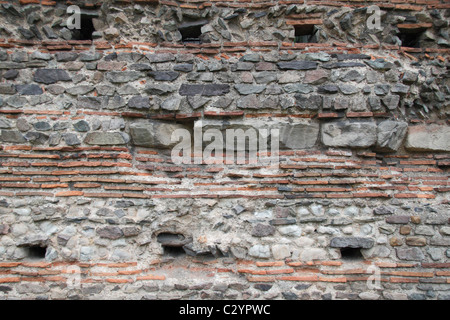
(340, 247, 364, 261)
(294, 24, 318, 43)
(178, 20, 208, 44)
(25, 245, 47, 260)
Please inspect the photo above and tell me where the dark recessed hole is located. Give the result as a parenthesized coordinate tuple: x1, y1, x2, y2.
(340, 247, 364, 261)
(162, 245, 186, 257)
(398, 29, 425, 48)
(178, 20, 207, 44)
(157, 232, 192, 258)
(25, 245, 47, 260)
(71, 15, 95, 41)
(294, 25, 318, 43)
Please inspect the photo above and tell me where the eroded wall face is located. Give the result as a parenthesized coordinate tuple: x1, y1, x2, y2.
(0, 0, 449, 300)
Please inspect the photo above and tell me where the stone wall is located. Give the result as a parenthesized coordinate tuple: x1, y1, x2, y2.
(0, 0, 449, 300)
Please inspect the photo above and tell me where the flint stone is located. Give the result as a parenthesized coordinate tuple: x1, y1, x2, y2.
(145, 84, 175, 95)
(33, 122, 51, 131)
(105, 71, 143, 83)
(66, 85, 95, 96)
(179, 84, 230, 96)
(25, 132, 48, 144)
(15, 84, 43, 95)
(130, 121, 189, 149)
(321, 121, 377, 148)
(377, 121, 408, 151)
(34, 69, 71, 84)
(330, 237, 374, 249)
(62, 133, 81, 146)
(3, 70, 19, 80)
(322, 62, 366, 69)
(295, 94, 322, 110)
(277, 61, 318, 70)
(84, 132, 127, 145)
(173, 64, 193, 72)
(381, 95, 400, 110)
(365, 59, 394, 71)
(148, 71, 180, 81)
(317, 85, 338, 94)
(234, 84, 265, 95)
(284, 84, 314, 94)
(405, 125, 450, 152)
(55, 52, 78, 62)
(0, 119, 11, 129)
(253, 72, 277, 84)
(1, 130, 26, 143)
(128, 96, 150, 109)
(73, 120, 90, 132)
(146, 53, 175, 63)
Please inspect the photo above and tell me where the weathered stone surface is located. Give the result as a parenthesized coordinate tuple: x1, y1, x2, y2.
(300, 248, 327, 261)
(396, 247, 425, 261)
(161, 97, 181, 111)
(365, 59, 394, 71)
(145, 84, 175, 95)
(405, 125, 450, 152)
(321, 121, 377, 148)
(73, 121, 90, 132)
(1, 130, 26, 143)
(373, 206, 395, 215)
(148, 71, 180, 81)
(66, 85, 95, 96)
(295, 94, 322, 110)
(234, 84, 265, 95)
(406, 237, 427, 246)
(55, 52, 78, 62)
(179, 84, 230, 96)
(105, 71, 143, 83)
(280, 122, 320, 149)
(278, 225, 302, 237)
(381, 95, 400, 110)
(277, 61, 318, 70)
(322, 62, 366, 69)
(96, 226, 123, 240)
(248, 245, 271, 258)
(173, 64, 193, 73)
(84, 132, 127, 145)
(130, 121, 189, 149)
(317, 85, 339, 94)
(376, 121, 408, 151)
(34, 69, 71, 84)
(330, 237, 374, 249)
(128, 96, 150, 109)
(33, 121, 51, 131)
(284, 84, 314, 94)
(386, 216, 410, 224)
(251, 223, 275, 237)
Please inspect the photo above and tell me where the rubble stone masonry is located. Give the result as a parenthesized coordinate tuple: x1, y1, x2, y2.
(0, 0, 449, 300)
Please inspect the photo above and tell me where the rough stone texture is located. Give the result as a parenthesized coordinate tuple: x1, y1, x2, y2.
(405, 125, 450, 152)
(0, 0, 448, 302)
(130, 122, 189, 148)
(321, 121, 377, 148)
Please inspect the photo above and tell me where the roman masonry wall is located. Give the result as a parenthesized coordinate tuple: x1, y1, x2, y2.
(0, 0, 449, 300)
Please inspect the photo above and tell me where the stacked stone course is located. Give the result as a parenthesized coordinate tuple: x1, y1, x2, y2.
(0, 0, 449, 300)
